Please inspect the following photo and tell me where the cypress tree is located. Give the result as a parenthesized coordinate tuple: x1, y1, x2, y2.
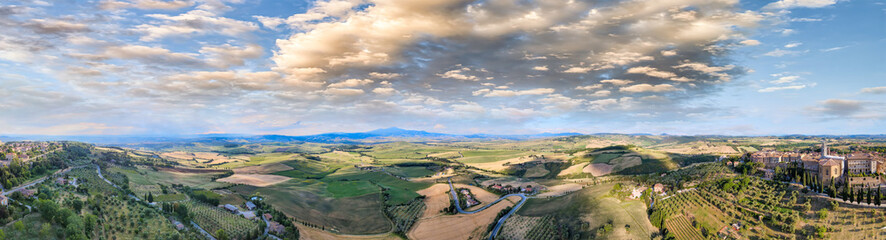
(876, 188, 881, 206)
(867, 189, 872, 205)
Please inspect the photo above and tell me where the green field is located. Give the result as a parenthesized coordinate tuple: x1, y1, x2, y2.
(385, 166, 434, 178)
(108, 166, 230, 191)
(326, 180, 380, 198)
(364, 142, 456, 159)
(326, 169, 432, 205)
(591, 153, 623, 164)
(154, 193, 187, 202)
(457, 150, 534, 163)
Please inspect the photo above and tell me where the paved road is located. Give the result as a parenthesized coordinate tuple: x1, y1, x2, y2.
(191, 221, 218, 240)
(2, 166, 82, 196)
(447, 178, 528, 240)
(96, 165, 142, 201)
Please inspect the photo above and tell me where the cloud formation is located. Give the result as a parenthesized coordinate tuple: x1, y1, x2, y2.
(5, 0, 875, 135)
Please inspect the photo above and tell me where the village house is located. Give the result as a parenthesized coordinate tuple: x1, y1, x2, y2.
(245, 201, 256, 210)
(241, 211, 256, 219)
(223, 204, 238, 213)
(20, 189, 36, 198)
(268, 221, 286, 235)
(168, 217, 185, 230)
(653, 183, 665, 194)
(55, 177, 67, 185)
(0, 194, 7, 206)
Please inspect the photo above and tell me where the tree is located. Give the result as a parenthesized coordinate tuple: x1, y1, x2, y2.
(817, 209, 828, 220)
(877, 188, 882, 206)
(84, 213, 98, 237)
(216, 229, 229, 240)
(40, 223, 52, 237)
(13, 221, 24, 232)
(72, 198, 84, 213)
(867, 189, 873, 205)
(148, 192, 154, 203)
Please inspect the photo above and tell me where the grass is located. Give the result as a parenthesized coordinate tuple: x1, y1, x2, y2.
(518, 183, 654, 239)
(326, 180, 380, 198)
(457, 150, 534, 163)
(154, 193, 187, 202)
(272, 160, 343, 179)
(242, 184, 392, 235)
(590, 153, 622, 164)
(108, 166, 229, 191)
(365, 142, 457, 159)
(385, 166, 434, 178)
(326, 169, 432, 205)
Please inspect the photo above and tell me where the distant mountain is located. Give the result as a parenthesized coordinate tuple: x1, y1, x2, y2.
(0, 128, 581, 145)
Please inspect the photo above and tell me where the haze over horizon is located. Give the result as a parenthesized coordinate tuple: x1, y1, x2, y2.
(1, 0, 884, 136)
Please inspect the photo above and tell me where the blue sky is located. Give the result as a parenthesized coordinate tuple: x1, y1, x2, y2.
(0, 0, 883, 136)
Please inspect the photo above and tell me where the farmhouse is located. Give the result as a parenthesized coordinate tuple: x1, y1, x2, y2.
(268, 221, 286, 235)
(223, 204, 238, 213)
(653, 183, 665, 193)
(245, 201, 256, 210)
(241, 211, 256, 219)
(20, 189, 35, 198)
(0, 194, 6, 206)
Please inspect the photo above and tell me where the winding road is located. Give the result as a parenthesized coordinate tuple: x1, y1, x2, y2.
(447, 178, 528, 240)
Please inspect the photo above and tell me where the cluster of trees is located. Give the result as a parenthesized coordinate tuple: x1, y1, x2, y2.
(161, 202, 191, 223)
(187, 189, 222, 205)
(250, 196, 299, 240)
(34, 199, 98, 240)
(775, 165, 883, 206)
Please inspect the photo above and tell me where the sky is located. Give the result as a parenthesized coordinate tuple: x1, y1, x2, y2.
(0, 0, 884, 136)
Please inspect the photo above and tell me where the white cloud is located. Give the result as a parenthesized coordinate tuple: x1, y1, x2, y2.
(758, 85, 808, 92)
(438, 69, 479, 81)
(784, 42, 802, 48)
(740, 39, 761, 46)
(100, 0, 195, 10)
(478, 88, 555, 97)
(328, 78, 373, 88)
(619, 84, 679, 93)
(763, 49, 805, 57)
(861, 86, 886, 94)
(626, 66, 677, 79)
(136, 10, 258, 41)
(589, 90, 611, 97)
(575, 84, 602, 91)
(661, 50, 678, 56)
(563, 67, 592, 73)
(532, 66, 549, 71)
(770, 75, 800, 84)
(764, 0, 838, 9)
(600, 79, 633, 86)
(821, 46, 847, 52)
(588, 98, 618, 111)
(369, 72, 401, 79)
(372, 87, 397, 96)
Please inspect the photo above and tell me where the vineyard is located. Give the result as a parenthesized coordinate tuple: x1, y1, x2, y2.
(183, 200, 264, 239)
(495, 215, 540, 240)
(665, 215, 703, 240)
(385, 198, 426, 234)
(648, 174, 886, 239)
